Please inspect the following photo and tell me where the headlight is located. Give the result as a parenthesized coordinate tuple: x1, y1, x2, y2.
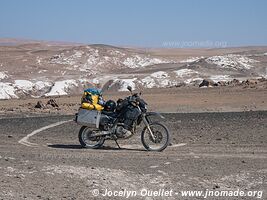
(144, 105, 148, 111)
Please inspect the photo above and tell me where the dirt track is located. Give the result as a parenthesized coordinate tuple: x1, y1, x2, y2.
(0, 112, 266, 200)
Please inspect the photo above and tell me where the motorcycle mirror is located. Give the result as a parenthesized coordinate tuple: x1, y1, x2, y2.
(127, 86, 132, 92)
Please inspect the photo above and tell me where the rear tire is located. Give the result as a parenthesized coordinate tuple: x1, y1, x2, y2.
(141, 122, 170, 151)
(78, 126, 105, 149)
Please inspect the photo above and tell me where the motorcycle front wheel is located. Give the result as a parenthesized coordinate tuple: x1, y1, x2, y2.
(78, 126, 105, 149)
(141, 122, 170, 151)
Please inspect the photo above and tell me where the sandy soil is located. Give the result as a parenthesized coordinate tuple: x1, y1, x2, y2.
(0, 87, 266, 117)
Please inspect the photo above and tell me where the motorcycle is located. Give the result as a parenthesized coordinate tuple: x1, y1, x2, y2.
(75, 86, 170, 151)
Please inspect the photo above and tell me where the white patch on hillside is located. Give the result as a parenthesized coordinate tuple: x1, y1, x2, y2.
(206, 54, 259, 70)
(180, 57, 204, 63)
(209, 75, 232, 82)
(117, 78, 137, 91)
(50, 47, 174, 72)
(141, 71, 176, 88)
(52, 50, 85, 66)
(184, 78, 203, 85)
(85, 75, 118, 86)
(0, 82, 18, 99)
(175, 69, 199, 77)
(0, 80, 56, 99)
(123, 55, 168, 68)
(84, 49, 99, 66)
(36, 56, 42, 64)
(0, 71, 8, 80)
(108, 49, 125, 57)
(174, 69, 201, 85)
(33, 81, 53, 92)
(14, 80, 34, 91)
(151, 71, 169, 78)
(73, 50, 83, 58)
(38, 70, 47, 74)
(45, 80, 78, 96)
(141, 76, 156, 88)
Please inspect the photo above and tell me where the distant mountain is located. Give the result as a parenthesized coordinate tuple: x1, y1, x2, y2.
(0, 38, 83, 46)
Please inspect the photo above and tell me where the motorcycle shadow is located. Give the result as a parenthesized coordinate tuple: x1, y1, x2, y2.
(47, 144, 146, 152)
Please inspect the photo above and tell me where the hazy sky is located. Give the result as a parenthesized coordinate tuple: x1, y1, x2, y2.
(0, 0, 267, 47)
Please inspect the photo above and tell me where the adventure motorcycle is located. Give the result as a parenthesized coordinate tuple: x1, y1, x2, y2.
(75, 86, 170, 151)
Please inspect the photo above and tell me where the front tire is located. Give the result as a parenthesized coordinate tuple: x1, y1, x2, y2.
(141, 122, 170, 151)
(78, 126, 105, 149)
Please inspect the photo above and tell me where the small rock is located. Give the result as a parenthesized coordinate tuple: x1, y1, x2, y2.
(243, 79, 258, 86)
(35, 101, 45, 109)
(213, 185, 220, 189)
(199, 79, 215, 87)
(47, 99, 59, 108)
(227, 79, 240, 86)
(7, 135, 13, 138)
(217, 81, 226, 86)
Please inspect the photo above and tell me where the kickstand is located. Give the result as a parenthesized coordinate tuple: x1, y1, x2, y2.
(114, 139, 121, 149)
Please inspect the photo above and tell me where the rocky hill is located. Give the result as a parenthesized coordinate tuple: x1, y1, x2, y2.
(0, 41, 267, 99)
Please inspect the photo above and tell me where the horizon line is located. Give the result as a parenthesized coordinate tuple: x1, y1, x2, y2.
(1, 37, 267, 49)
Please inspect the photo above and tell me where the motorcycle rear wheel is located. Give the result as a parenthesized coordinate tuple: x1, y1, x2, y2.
(141, 122, 170, 151)
(78, 126, 105, 149)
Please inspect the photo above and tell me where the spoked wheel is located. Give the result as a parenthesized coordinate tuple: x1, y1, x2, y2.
(78, 126, 105, 149)
(141, 122, 170, 151)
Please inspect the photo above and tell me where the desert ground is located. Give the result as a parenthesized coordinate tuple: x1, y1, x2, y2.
(0, 110, 266, 200)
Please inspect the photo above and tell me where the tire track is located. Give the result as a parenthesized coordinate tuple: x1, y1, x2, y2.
(18, 120, 72, 147)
